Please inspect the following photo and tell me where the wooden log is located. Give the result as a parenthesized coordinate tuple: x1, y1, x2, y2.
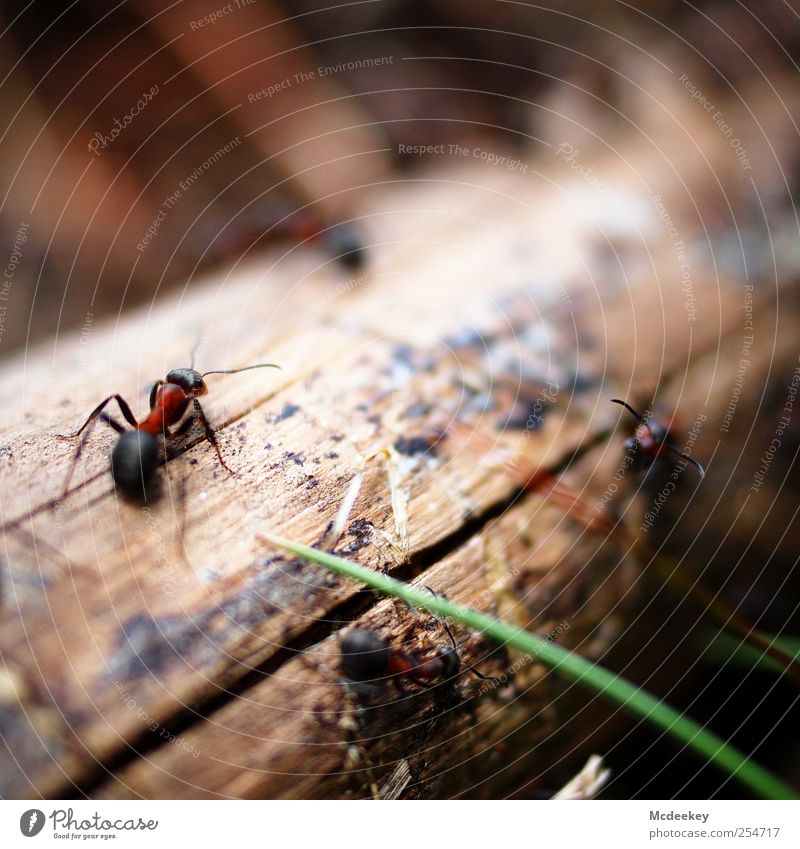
(0, 127, 796, 797)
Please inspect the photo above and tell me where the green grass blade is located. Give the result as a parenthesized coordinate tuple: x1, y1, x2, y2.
(701, 628, 800, 677)
(261, 532, 798, 801)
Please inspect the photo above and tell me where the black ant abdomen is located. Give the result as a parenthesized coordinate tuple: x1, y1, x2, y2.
(340, 629, 391, 682)
(111, 430, 159, 502)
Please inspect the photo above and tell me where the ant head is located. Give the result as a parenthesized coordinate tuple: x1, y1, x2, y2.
(340, 629, 391, 681)
(613, 399, 670, 448)
(433, 646, 461, 679)
(643, 418, 669, 445)
(166, 368, 208, 397)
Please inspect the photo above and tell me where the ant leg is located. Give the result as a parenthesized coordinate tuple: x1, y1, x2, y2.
(465, 665, 504, 685)
(58, 394, 138, 439)
(59, 412, 129, 500)
(99, 413, 126, 434)
(423, 585, 459, 648)
(190, 399, 234, 474)
(164, 403, 220, 455)
(437, 615, 499, 686)
(667, 444, 706, 478)
(167, 415, 195, 441)
(149, 380, 165, 410)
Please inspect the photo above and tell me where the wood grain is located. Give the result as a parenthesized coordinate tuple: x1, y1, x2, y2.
(0, 139, 792, 798)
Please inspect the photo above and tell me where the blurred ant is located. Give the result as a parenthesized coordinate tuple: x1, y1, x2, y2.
(322, 223, 367, 271)
(611, 399, 705, 478)
(58, 361, 280, 502)
(203, 203, 367, 271)
(340, 618, 500, 691)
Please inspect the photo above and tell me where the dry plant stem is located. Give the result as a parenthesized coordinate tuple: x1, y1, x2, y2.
(552, 754, 612, 800)
(365, 445, 410, 561)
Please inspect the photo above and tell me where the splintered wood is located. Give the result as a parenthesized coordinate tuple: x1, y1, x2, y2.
(0, 153, 791, 799)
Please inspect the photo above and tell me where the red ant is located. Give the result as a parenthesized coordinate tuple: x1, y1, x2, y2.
(611, 399, 705, 478)
(340, 619, 500, 690)
(58, 361, 280, 502)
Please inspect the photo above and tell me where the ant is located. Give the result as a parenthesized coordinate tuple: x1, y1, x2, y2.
(340, 620, 500, 690)
(57, 361, 280, 502)
(611, 399, 705, 478)
(203, 203, 367, 271)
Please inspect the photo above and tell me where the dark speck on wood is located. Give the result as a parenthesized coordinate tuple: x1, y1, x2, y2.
(395, 435, 437, 457)
(346, 518, 373, 552)
(285, 451, 305, 466)
(569, 371, 596, 392)
(391, 343, 437, 373)
(444, 327, 496, 350)
(402, 402, 432, 419)
(111, 614, 208, 680)
(270, 404, 301, 424)
(497, 397, 553, 431)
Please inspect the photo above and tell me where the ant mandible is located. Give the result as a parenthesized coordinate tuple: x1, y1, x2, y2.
(58, 361, 280, 501)
(340, 623, 499, 690)
(611, 399, 705, 478)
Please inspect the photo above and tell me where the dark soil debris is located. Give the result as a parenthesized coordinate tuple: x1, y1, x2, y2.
(271, 403, 301, 424)
(395, 435, 437, 457)
(345, 518, 373, 552)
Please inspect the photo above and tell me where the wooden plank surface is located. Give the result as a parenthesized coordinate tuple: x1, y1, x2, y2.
(0, 139, 791, 798)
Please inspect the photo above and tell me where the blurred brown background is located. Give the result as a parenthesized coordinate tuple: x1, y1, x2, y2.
(2, 0, 799, 351)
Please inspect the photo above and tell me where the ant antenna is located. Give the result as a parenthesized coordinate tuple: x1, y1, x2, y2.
(667, 446, 706, 478)
(611, 399, 705, 478)
(202, 363, 281, 378)
(610, 398, 647, 424)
